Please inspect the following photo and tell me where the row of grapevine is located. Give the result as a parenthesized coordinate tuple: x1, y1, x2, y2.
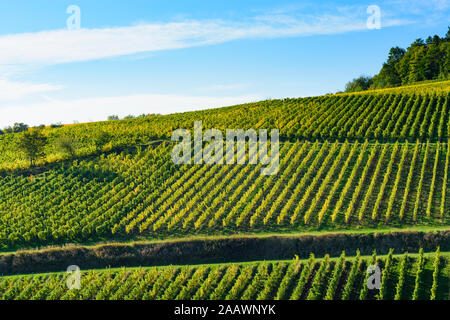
(0, 140, 448, 250)
(1, 248, 445, 300)
(1, 89, 449, 172)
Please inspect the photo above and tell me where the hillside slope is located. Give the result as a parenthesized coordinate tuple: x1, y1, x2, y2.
(0, 81, 449, 171)
(0, 140, 448, 250)
(0, 81, 449, 252)
(1, 249, 448, 300)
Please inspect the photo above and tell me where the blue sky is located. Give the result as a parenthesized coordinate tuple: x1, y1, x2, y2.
(0, 0, 448, 127)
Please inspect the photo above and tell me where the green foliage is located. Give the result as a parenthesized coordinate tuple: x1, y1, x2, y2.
(324, 251, 346, 300)
(394, 252, 408, 300)
(430, 247, 441, 300)
(412, 248, 425, 300)
(378, 249, 394, 300)
(369, 30, 449, 90)
(341, 250, 362, 300)
(290, 253, 315, 300)
(94, 131, 112, 152)
(16, 129, 48, 167)
(359, 250, 377, 300)
(0, 140, 447, 250)
(345, 76, 372, 92)
(0, 86, 448, 173)
(55, 135, 78, 158)
(107, 115, 119, 121)
(306, 254, 330, 300)
(1, 250, 447, 300)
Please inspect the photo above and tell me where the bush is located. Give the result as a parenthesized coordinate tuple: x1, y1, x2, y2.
(55, 135, 78, 158)
(345, 76, 373, 92)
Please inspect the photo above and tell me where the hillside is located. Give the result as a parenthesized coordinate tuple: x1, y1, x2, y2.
(1, 81, 449, 301)
(0, 81, 449, 172)
(1, 249, 448, 300)
(0, 82, 448, 251)
(0, 140, 448, 251)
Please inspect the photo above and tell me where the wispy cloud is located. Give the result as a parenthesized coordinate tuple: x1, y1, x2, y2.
(385, 0, 449, 25)
(388, 0, 450, 13)
(0, 9, 408, 70)
(0, 78, 63, 101)
(0, 3, 421, 127)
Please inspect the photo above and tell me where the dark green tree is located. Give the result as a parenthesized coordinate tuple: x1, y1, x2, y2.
(387, 47, 406, 65)
(345, 76, 372, 92)
(13, 123, 29, 133)
(409, 46, 426, 83)
(344, 28, 449, 91)
(372, 47, 405, 88)
(17, 129, 48, 167)
(424, 43, 441, 79)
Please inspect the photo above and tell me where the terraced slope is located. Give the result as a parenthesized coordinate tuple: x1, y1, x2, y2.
(1, 82, 450, 302)
(0, 140, 448, 250)
(1, 249, 447, 300)
(0, 83, 449, 171)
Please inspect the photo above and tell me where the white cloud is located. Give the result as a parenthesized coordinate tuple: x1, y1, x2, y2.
(0, 93, 263, 127)
(0, 5, 416, 127)
(0, 78, 63, 101)
(385, 0, 449, 22)
(0, 11, 408, 69)
(388, 0, 450, 13)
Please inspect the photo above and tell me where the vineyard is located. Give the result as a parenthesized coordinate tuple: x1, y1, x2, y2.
(0, 139, 448, 250)
(0, 249, 447, 300)
(0, 80, 449, 301)
(0, 82, 449, 171)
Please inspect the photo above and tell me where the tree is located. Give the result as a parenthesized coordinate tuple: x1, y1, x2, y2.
(371, 47, 405, 88)
(387, 47, 405, 65)
(346, 28, 449, 90)
(94, 131, 111, 152)
(13, 123, 29, 133)
(345, 76, 372, 92)
(384, 62, 401, 85)
(424, 43, 441, 79)
(56, 135, 77, 158)
(409, 46, 426, 83)
(108, 115, 119, 121)
(411, 38, 425, 47)
(17, 129, 48, 167)
(443, 44, 450, 77)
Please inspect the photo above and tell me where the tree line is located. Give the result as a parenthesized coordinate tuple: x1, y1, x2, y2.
(14, 128, 112, 167)
(345, 27, 449, 92)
